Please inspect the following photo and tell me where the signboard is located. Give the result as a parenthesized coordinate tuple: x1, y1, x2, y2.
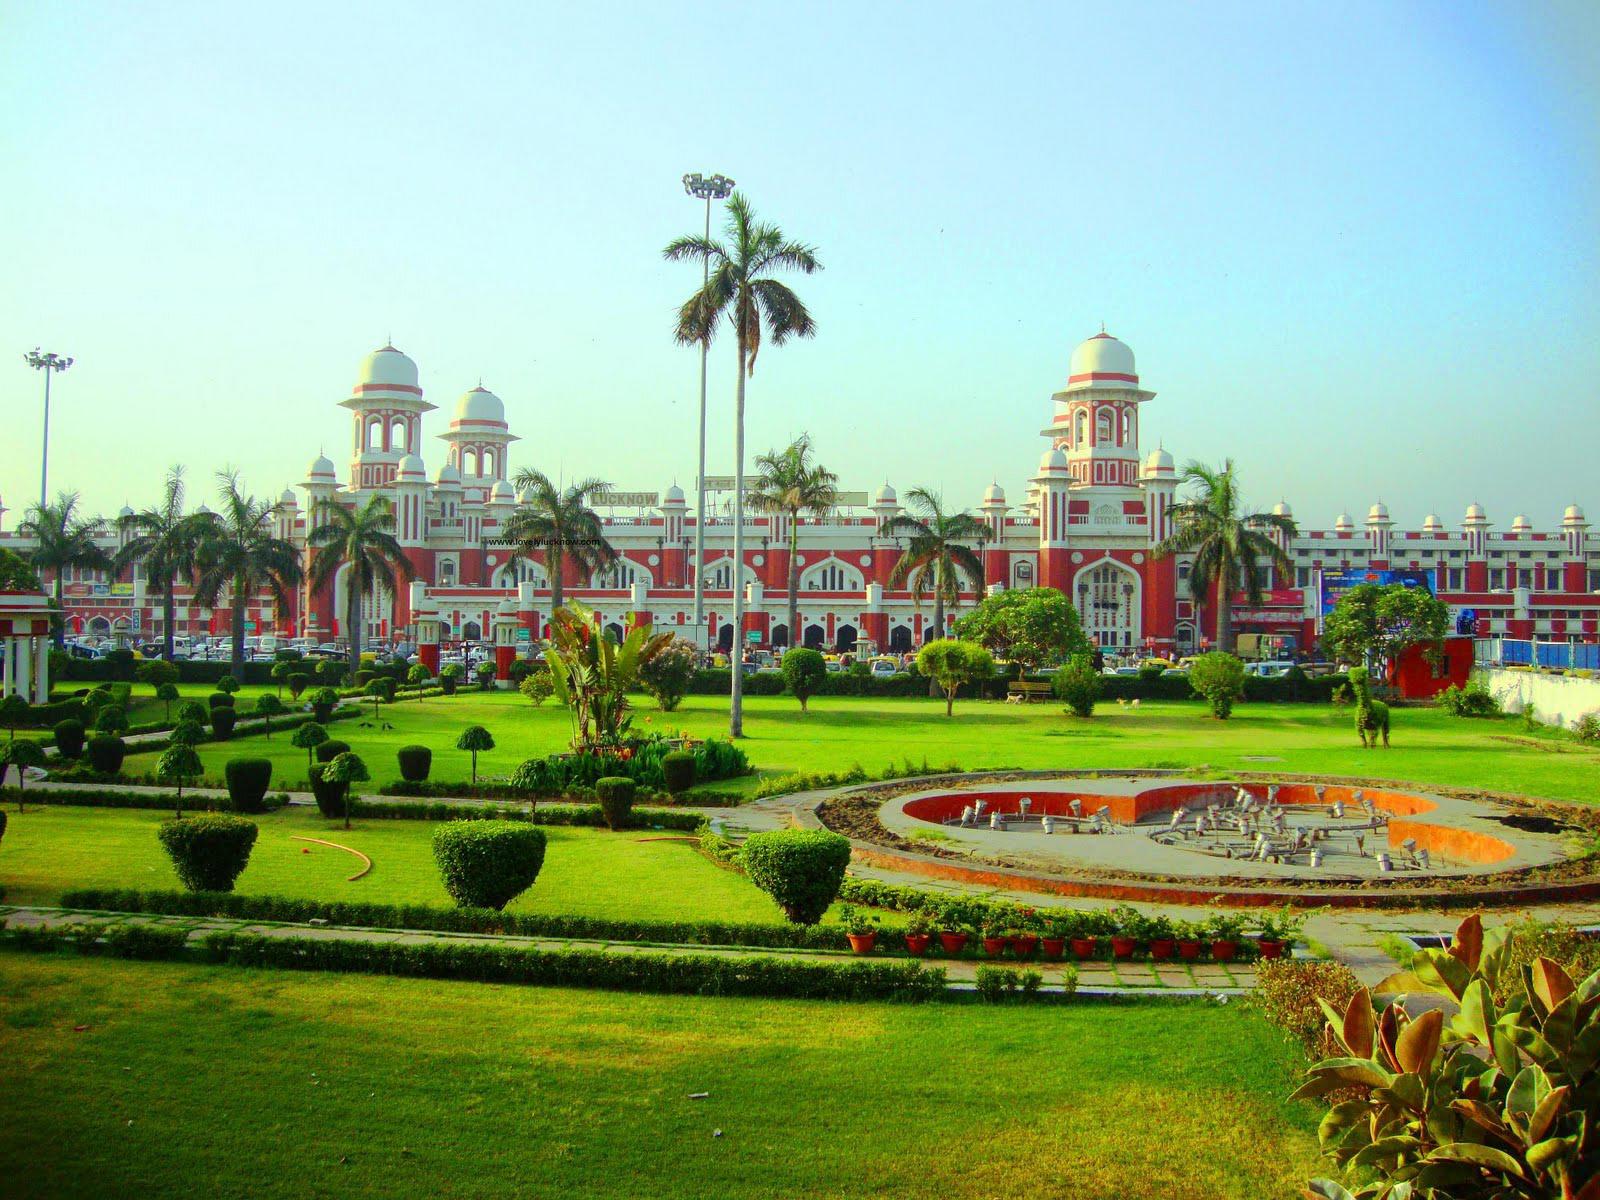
(833, 491, 870, 508)
(746, 629, 761, 643)
(1232, 588, 1303, 609)
(1319, 568, 1433, 616)
(109, 583, 134, 596)
(593, 491, 659, 508)
(515, 627, 532, 643)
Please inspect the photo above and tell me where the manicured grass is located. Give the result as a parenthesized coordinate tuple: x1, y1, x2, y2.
(0, 805, 784, 923)
(0, 952, 1322, 1199)
(113, 691, 1600, 804)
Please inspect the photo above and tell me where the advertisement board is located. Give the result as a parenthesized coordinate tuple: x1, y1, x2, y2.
(1319, 568, 1433, 615)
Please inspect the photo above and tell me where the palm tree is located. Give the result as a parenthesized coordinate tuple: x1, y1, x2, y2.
(500, 470, 616, 610)
(748, 434, 839, 654)
(1151, 459, 1295, 653)
(192, 471, 303, 683)
(112, 466, 211, 661)
(882, 489, 989, 659)
(17, 492, 112, 646)
(664, 191, 821, 737)
(306, 493, 414, 686)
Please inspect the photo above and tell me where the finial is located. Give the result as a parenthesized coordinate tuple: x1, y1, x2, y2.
(1100, 320, 1106, 335)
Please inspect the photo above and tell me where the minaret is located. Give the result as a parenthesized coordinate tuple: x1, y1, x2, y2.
(437, 386, 518, 484)
(1366, 503, 1393, 566)
(1463, 503, 1490, 591)
(980, 483, 1008, 588)
(341, 345, 436, 491)
(300, 456, 340, 639)
(1034, 447, 1072, 592)
(660, 485, 687, 587)
(1046, 332, 1154, 489)
(1563, 505, 1589, 593)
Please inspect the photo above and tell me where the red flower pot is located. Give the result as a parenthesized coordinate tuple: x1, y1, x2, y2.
(1111, 936, 1138, 960)
(1210, 939, 1239, 962)
(904, 933, 931, 956)
(938, 932, 969, 955)
(982, 936, 1008, 957)
(1041, 937, 1066, 960)
(1150, 938, 1177, 961)
(1178, 940, 1203, 960)
(847, 932, 877, 955)
(1010, 934, 1039, 958)
(1257, 938, 1285, 960)
(1070, 937, 1099, 960)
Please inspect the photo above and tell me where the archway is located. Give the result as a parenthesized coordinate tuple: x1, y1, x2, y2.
(803, 624, 825, 648)
(835, 623, 857, 653)
(88, 616, 111, 638)
(889, 625, 913, 653)
(462, 620, 482, 642)
(604, 622, 624, 644)
(1075, 559, 1141, 649)
(771, 623, 789, 649)
(717, 624, 734, 652)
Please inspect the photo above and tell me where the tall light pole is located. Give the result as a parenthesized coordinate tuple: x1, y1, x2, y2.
(682, 172, 734, 654)
(25, 348, 74, 509)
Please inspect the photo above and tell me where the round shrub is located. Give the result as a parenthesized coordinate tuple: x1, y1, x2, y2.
(781, 648, 828, 712)
(366, 677, 396, 703)
(315, 739, 351, 764)
(85, 735, 127, 775)
(1189, 652, 1246, 719)
(215, 676, 241, 696)
(93, 705, 129, 736)
(432, 821, 548, 910)
(397, 744, 433, 783)
(157, 814, 258, 891)
(53, 718, 86, 760)
(439, 673, 458, 696)
(177, 700, 208, 725)
(594, 776, 637, 830)
(207, 691, 234, 712)
(307, 687, 339, 722)
(661, 750, 697, 796)
(406, 662, 432, 686)
(211, 707, 238, 740)
(741, 828, 852, 925)
(1052, 653, 1102, 718)
(307, 764, 347, 821)
(169, 719, 206, 747)
(224, 758, 273, 814)
(287, 672, 311, 698)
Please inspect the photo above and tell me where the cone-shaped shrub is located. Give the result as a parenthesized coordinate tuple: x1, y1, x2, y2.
(211, 707, 238, 740)
(661, 750, 696, 795)
(85, 735, 127, 775)
(157, 814, 258, 891)
(432, 821, 547, 910)
(396, 745, 432, 782)
(224, 758, 273, 813)
(53, 718, 86, 759)
(741, 829, 852, 925)
(594, 776, 636, 830)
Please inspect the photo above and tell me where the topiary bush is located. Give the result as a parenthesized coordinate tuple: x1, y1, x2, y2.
(1051, 653, 1102, 717)
(85, 735, 127, 775)
(594, 776, 636, 830)
(215, 676, 241, 696)
(157, 814, 258, 891)
(287, 672, 310, 699)
(307, 765, 348, 821)
(53, 718, 87, 759)
(431, 821, 548, 910)
(207, 691, 233, 712)
(741, 828, 852, 925)
(211, 706, 238, 740)
(170, 719, 206, 747)
(781, 648, 827, 712)
(315, 739, 351, 763)
(661, 750, 696, 796)
(308, 687, 339, 723)
(407, 662, 432, 687)
(93, 704, 129, 736)
(177, 700, 208, 725)
(1188, 651, 1246, 719)
(397, 744, 432, 783)
(224, 758, 273, 814)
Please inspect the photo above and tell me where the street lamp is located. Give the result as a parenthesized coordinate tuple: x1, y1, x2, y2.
(25, 348, 73, 509)
(682, 171, 734, 653)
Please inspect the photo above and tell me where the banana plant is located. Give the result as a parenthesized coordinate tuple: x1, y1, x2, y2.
(1296, 913, 1600, 1199)
(543, 601, 673, 752)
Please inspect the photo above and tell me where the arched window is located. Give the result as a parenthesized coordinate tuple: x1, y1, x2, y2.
(799, 558, 864, 592)
(592, 560, 652, 589)
(1073, 410, 1088, 447)
(391, 417, 407, 453)
(1096, 410, 1113, 445)
(1120, 409, 1133, 446)
(438, 559, 456, 586)
(367, 419, 384, 450)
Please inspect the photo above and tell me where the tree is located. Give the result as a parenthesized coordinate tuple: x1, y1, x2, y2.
(665, 191, 822, 738)
(748, 434, 839, 653)
(365, 677, 394, 719)
(1052, 653, 1102, 717)
(781, 648, 827, 712)
(639, 640, 696, 712)
(155, 682, 181, 722)
(112, 467, 211, 662)
(543, 602, 671, 751)
(499, 471, 616, 611)
(192, 471, 303, 683)
(455, 725, 495, 785)
(1322, 582, 1449, 672)
(1189, 651, 1246, 719)
(271, 660, 295, 696)
(17, 492, 112, 646)
(1151, 459, 1293, 654)
(518, 670, 555, 707)
(0, 547, 41, 591)
(882, 489, 989, 692)
(0, 694, 29, 741)
(253, 693, 284, 737)
(1, 739, 46, 810)
(322, 751, 369, 829)
(156, 744, 203, 817)
(306, 493, 414, 686)
(953, 587, 1089, 672)
(290, 721, 328, 771)
(916, 638, 995, 717)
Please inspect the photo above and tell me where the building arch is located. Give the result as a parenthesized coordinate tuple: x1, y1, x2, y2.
(803, 623, 826, 648)
(1073, 409, 1088, 447)
(888, 624, 913, 653)
(716, 623, 734, 651)
(461, 619, 482, 642)
(1073, 557, 1141, 649)
(496, 559, 550, 589)
(88, 615, 112, 637)
(771, 623, 789, 649)
(835, 622, 858, 652)
(799, 556, 864, 592)
(1096, 409, 1113, 445)
(1011, 558, 1035, 589)
(698, 557, 757, 591)
(592, 559, 654, 589)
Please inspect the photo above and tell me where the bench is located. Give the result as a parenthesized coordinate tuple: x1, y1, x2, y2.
(1006, 680, 1053, 704)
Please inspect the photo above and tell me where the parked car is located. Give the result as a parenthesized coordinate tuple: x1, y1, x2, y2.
(869, 659, 899, 678)
(1246, 661, 1297, 678)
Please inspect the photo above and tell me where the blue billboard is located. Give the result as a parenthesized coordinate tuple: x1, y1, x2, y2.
(1319, 568, 1434, 616)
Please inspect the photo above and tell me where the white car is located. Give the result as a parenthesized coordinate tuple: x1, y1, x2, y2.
(869, 660, 898, 678)
(1246, 661, 1297, 678)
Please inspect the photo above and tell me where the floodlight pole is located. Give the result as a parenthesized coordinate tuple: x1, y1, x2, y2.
(25, 349, 74, 509)
(682, 171, 734, 656)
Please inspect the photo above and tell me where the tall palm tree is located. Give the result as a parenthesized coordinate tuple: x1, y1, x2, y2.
(882, 489, 990, 657)
(1151, 458, 1295, 653)
(665, 191, 821, 737)
(748, 434, 839, 653)
(192, 471, 303, 683)
(113, 466, 211, 661)
(17, 492, 112, 646)
(500, 470, 616, 610)
(306, 494, 414, 686)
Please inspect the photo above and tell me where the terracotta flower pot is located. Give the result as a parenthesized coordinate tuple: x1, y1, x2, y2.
(847, 932, 877, 955)
(939, 931, 969, 955)
(1070, 937, 1099, 960)
(1111, 936, 1138, 960)
(982, 936, 1008, 957)
(1150, 938, 1177, 961)
(1010, 934, 1039, 958)
(1210, 939, 1239, 962)
(1257, 938, 1285, 960)
(904, 933, 931, 956)
(1041, 937, 1066, 960)
(1178, 940, 1203, 960)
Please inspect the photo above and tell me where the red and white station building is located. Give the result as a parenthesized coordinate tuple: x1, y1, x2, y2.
(4, 336, 1597, 658)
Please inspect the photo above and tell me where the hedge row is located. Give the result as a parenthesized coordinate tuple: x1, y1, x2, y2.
(348, 798, 705, 831)
(8, 786, 288, 813)
(682, 668, 1349, 703)
(375, 778, 748, 808)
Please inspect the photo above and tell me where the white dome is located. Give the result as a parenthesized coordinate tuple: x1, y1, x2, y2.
(1334, 512, 1354, 531)
(280, 489, 297, 505)
(307, 454, 337, 481)
(663, 484, 686, 504)
(489, 480, 515, 503)
(1511, 514, 1532, 532)
(1465, 502, 1486, 520)
(1367, 502, 1389, 521)
(452, 386, 505, 426)
(118, 504, 134, 517)
(1564, 504, 1586, 521)
(983, 482, 1006, 503)
(435, 462, 461, 485)
(1144, 447, 1174, 473)
(1422, 513, 1442, 531)
(1272, 500, 1292, 517)
(1038, 447, 1069, 473)
(355, 345, 419, 391)
(873, 482, 897, 505)
(397, 454, 426, 480)
(1066, 331, 1138, 390)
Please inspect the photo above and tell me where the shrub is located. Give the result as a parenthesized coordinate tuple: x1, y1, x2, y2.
(287, 672, 310, 698)
(290, 721, 328, 769)
(307, 765, 347, 821)
(741, 828, 852, 925)
(207, 691, 234, 713)
(406, 662, 432, 686)
(1188, 651, 1245, 718)
(210, 706, 238, 739)
(321, 752, 370, 829)
(155, 744, 203, 810)
(177, 700, 208, 725)
(157, 814, 258, 891)
(396, 744, 432, 783)
(53, 718, 87, 759)
(455, 725, 495, 784)
(138, 659, 179, 688)
(1051, 653, 1102, 717)
(1253, 959, 1362, 1057)
(315, 659, 344, 684)
(1575, 712, 1600, 745)
(1437, 678, 1501, 718)
(154, 681, 181, 720)
(1, 738, 47, 807)
(915, 639, 995, 716)
(640, 640, 697, 712)
(169, 719, 206, 747)
(223, 758, 273, 814)
(85, 735, 127, 774)
(315, 739, 351, 763)
(474, 661, 497, 688)
(975, 965, 1044, 1003)
(93, 704, 129, 736)
(252, 693, 285, 736)
(781, 648, 827, 711)
(432, 821, 548, 910)
(662, 750, 696, 795)
(518, 669, 555, 707)
(215, 676, 241, 696)
(307, 687, 340, 722)
(594, 776, 636, 830)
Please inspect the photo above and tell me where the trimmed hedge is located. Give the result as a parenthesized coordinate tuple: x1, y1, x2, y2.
(594, 776, 636, 830)
(662, 751, 696, 795)
(224, 758, 273, 814)
(53, 719, 86, 759)
(315, 739, 351, 764)
(350, 797, 702, 830)
(8, 786, 287, 813)
(306, 764, 349, 821)
(85, 735, 128, 775)
(742, 828, 853, 926)
(11, 698, 87, 729)
(157, 814, 259, 891)
(432, 821, 548, 910)
(396, 745, 432, 783)
(210, 707, 238, 740)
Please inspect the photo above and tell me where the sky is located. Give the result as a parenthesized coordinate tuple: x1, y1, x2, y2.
(2, 0, 1597, 530)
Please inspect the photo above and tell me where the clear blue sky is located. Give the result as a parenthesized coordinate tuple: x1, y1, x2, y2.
(3, 0, 1596, 529)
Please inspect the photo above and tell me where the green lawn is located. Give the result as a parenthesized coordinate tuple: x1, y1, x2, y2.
(0, 952, 1323, 1199)
(0, 805, 786, 923)
(109, 691, 1600, 804)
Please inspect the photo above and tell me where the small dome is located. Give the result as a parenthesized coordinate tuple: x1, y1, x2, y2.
(489, 480, 515, 503)
(435, 462, 461, 485)
(1143, 447, 1174, 474)
(463, 488, 484, 505)
(1334, 512, 1354, 531)
(1066, 331, 1138, 390)
(983, 482, 1006, 503)
(1038, 447, 1069, 473)
(1367, 502, 1389, 521)
(452, 386, 506, 426)
(1465, 502, 1486, 521)
(280, 489, 297, 505)
(1564, 504, 1586, 522)
(873, 482, 897, 505)
(307, 454, 337, 481)
(1422, 513, 1442, 531)
(355, 344, 419, 391)
(397, 454, 426, 480)
(663, 484, 686, 504)
(1272, 500, 1292, 517)
(1511, 514, 1532, 532)
(496, 597, 519, 616)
